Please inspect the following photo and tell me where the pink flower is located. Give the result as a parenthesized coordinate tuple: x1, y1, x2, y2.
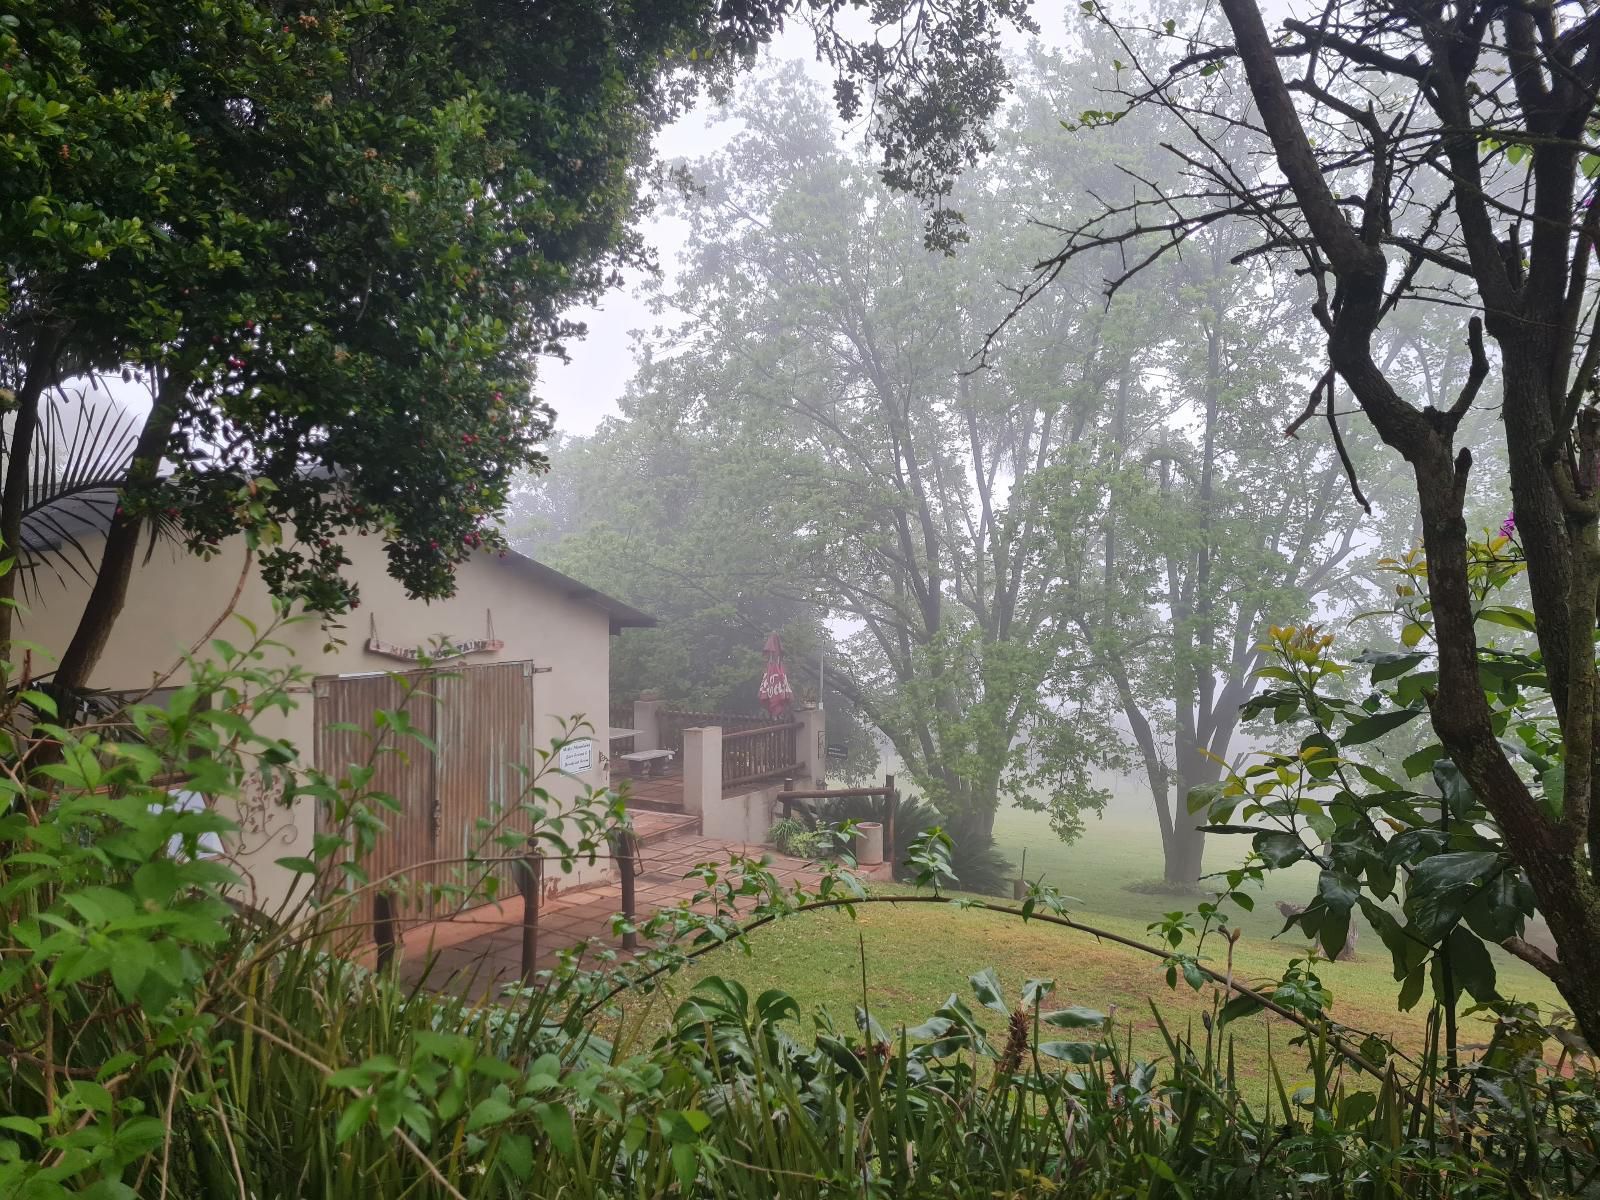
(1500, 512, 1517, 538)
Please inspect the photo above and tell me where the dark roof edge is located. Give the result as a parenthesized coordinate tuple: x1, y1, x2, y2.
(495, 551, 657, 632)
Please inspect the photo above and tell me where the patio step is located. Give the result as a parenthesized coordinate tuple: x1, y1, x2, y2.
(621, 794, 689, 816)
(626, 807, 700, 846)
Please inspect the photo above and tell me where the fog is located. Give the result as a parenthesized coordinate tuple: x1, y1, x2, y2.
(513, 10, 1518, 893)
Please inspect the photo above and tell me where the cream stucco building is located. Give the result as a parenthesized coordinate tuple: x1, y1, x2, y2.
(20, 522, 651, 913)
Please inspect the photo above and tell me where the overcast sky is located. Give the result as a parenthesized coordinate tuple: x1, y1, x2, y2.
(541, 3, 1080, 436)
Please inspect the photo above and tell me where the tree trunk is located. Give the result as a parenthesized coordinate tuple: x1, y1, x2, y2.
(51, 371, 185, 696)
(0, 330, 62, 650)
(1163, 816, 1207, 889)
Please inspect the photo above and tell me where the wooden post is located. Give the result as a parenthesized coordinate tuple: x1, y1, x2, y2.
(883, 774, 897, 865)
(373, 893, 396, 971)
(517, 853, 543, 984)
(614, 830, 639, 951)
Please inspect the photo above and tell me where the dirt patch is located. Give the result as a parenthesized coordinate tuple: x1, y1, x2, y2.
(1124, 878, 1205, 897)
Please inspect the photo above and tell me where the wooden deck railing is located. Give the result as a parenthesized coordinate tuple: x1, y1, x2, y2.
(721, 720, 802, 788)
(657, 708, 776, 756)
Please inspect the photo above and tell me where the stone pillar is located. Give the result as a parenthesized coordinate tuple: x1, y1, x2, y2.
(682, 725, 721, 815)
(632, 692, 664, 752)
(796, 704, 826, 788)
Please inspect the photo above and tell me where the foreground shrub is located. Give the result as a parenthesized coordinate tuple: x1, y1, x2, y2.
(2, 626, 1596, 1197)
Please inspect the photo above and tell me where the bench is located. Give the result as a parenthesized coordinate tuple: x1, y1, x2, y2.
(619, 749, 674, 778)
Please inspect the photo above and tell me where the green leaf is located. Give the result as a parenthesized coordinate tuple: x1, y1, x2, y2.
(497, 1132, 533, 1180)
(1254, 830, 1307, 868)
(1338, 1091, 1378, 1128)
(536, 1102, 576, 1157)
(1401, 621, 1427, 648)
(1143, 1154, 1183, 1186)
(969, 967, 1009, 1014)
(1315, 870, 1359, 959)
(1444, 926, 1498, 1003)
(1021, 978, 1055, 1006)
(1398, 964, 1426, 1011)
(1041, 1005, 1106, 1029)
(1432, 759, 1478, 819)
(1538, 763, 1565, 821)
(1411, 850, 1499, 893)
(1464, 869, 1531, 943)
(0, 1117, 40, 1139)
(1218, 994, 1263, 1025)
(335, 1097, 373, 1144)
(1477, 605, 1536, 633)
(1402, 744, 1444, 779)
(1038, 1040, 1101, 1063)
(1340, 708, 1422, 747)
(1186, 781, 1225, 815)
(467, 1096, 515, 1133)
(1368, 652, 1427, 684)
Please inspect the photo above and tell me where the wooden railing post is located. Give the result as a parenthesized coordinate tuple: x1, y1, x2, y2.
(517, 852, 543, 984)
(612, 830, 639, 951)
(373, 893, 396, 971)
(884, 774, 897, 865)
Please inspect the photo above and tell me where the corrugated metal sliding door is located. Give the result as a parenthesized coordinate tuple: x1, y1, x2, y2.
(313, 661, 537, 926)
(431, 661, 539, 910)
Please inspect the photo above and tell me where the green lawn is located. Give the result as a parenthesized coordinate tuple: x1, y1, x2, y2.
(608, 798, 1562, 1089)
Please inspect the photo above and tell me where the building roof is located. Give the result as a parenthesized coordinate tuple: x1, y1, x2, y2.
(497, 550, 656, 634)
(21, 490, 655, 634)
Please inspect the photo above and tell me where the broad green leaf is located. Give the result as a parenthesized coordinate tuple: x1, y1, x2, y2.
(1037, 1040, 1100, 1063)
(1368, 652, 1427, 684)
(1340, 708, 1422, 747)
(467, 1096, 516, 1132)
(1041, 1005, 1106, 1029)
(536, 1102, 577, 1157)
(969, 967, 1009, 1014)
(1254, 830, 1307, 868)
(1477, 605, 1536, 633)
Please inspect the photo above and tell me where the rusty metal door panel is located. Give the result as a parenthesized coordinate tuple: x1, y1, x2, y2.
(431, 661, 538, 910)
(313, 662, 538, 927)
(313, 670, 440, 923)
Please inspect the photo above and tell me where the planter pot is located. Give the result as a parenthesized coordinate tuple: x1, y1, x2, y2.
(854, 821, 884, 866)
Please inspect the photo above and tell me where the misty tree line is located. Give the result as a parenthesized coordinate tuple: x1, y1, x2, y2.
(512, 47, 1507, 888)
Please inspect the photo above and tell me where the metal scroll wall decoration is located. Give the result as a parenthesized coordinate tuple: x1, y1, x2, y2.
(365, 610, 505, 663)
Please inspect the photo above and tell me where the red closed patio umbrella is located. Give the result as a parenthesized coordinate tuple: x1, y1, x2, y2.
(758, 632, 794, 719)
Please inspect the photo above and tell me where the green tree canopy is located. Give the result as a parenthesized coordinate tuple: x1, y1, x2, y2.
(2, 0, 1032, 694)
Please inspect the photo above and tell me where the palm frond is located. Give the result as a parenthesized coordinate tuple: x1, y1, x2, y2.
(10, 392, 169, 601)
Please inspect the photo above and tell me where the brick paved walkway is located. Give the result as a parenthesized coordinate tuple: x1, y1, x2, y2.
(393, 825, 844, 997)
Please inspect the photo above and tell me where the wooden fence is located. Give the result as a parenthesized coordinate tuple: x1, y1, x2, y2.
(656, 708, 777, 756)
(722, 720, 802, 788)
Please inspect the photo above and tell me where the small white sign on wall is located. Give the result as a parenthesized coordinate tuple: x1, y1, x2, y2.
(559, 739, 594, 774)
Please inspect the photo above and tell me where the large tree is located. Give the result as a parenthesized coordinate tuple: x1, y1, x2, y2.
(1035, 0, 1600, 1044)
(1084, 234, 1382, 887)
(558, 67, 1183, 842)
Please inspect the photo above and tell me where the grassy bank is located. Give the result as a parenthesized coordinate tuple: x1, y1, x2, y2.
(609, 802, 1562, 1089)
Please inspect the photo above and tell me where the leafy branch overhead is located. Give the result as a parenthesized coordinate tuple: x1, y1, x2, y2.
(1194, 527, 1557, 1014)
(2, 0, 1031, 695)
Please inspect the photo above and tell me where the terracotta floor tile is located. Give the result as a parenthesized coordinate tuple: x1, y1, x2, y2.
(392, 823, 825, 990)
